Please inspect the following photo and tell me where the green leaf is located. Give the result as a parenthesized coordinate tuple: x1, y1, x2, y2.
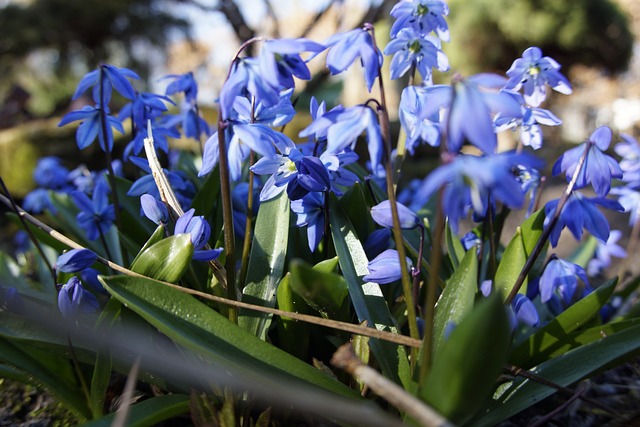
(472, 322, 640, 426)
(339, 182, 375, 243)
(329, 194, 411, 389)
(432, 246, 478, 358)
(420, 295, 510, 424)
(130, 224, 166, 266)
(289, 259, 349, 320)
(129, 234, 194, 283)
(510, 278, 617, 367)
(238, 191, 290, 339)
(494, 209, 546, 299)
(276, 273, 311, 360)
(99, 274, 357, 399)
(81, 394, 190, 427)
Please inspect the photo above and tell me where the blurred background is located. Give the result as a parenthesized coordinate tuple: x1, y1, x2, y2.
(0, 0, 637, 197)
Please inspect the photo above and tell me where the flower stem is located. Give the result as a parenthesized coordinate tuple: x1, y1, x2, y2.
(238, 153, 255, 288)
(506, 142, 591, 303)
(367, 23, 420, 358)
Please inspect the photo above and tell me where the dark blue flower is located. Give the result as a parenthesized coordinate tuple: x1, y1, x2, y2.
(539, 257, 589, 304)
(552, 126, 623, 197)
(33, 157, 69, 189)
(290, 192, 325, 252)
(231, 89, 295, 127)
(390, 0, 450, 41)
(371, 200, 420, 229)
(58, 105, 124, 152)
(384, 28, 449, 81)
(258, 38, 325, 90)
(23, 188, 56, 214)
(544, 191, 624, 247)
(127, 157, 195, 210)
(323, 28, 382, 92)
(119, 92, 174, 130)
(70, 181, 115, 241)
(504, 47, 572, 107)
(164, 72, 199, 104)
(72, 64, 140, 105)
(56, 249, 98, 273)
(58, 276, 99, 319)
(364, 228, 392, 259)
(512, 294, 540, 327)
(123, 121, 180, 158)
(363, 249, 412, 284)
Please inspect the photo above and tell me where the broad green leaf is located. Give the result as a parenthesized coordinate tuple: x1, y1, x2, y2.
(239, 191, 290, 339)
(568, 235, 597, 268)
(289, 259, 349, 320)
(494, 209, 546, 299)
(445, 219, 465, 268)
(510, 278, 617, 367)
(432, 246, 478, 358)
(472, 322, 640, 426)
(276, 273, 311, 360)
(313, 256, 340, 274)
(420, 295, 510, 424)
(0, 336, 90, 419)
(130, 234, 194, 283)
(329, 194, 411, 389)
(82, 394, 190, 427)
(99, 274, 357, 399)
(130, 224, 166, 266)
(339, 182, 375, 243)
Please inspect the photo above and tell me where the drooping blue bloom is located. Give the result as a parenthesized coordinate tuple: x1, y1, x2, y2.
(161, 105, 211, 142)
(611, 186, 640, 226)
(399, 85, 441, 152)
(58, 276, 99, 319)
(56, 249, 98, 273)
(72, 64, 140, 105)
(552, 126, 623, 197)
(140, 194, 169, 225)
(127, 157, 195, 210)
(390, 0, 450, 41)
(504, 47, 572, 107)
(323, 28, 382, 92)
(512, 294, 540, 327)
(123, 121, 180, 158)
(231, 89, 295, 128)
(384, 28, 449, 81)
(174, 209, 222, 262)
(364, 228, 392, 260)
(371, 200, 420, 229)
(290, 192, 325, 252)
(119, 91, 174, 131)
(363, 249, 412, 284)
(538, 257, 589, 304)
(79, 267, 107, 296)
(461, 232, 481, 251)
(318, 149, 360, 196)
(58, 105, 125, 152)
(494, 105, 562, 150)
(515, 164, 542, 216)
(587, 230, 627, 276)
(23, 188, 56, 214)
(33, 157, 69, 189)
(615, 133, 640, 185)
(164, 72, 199, 104)
(544, 191, 624, 247)
(410, 151, 544, 231)
(300, 105, 384, 175)
(258, 38, 325, 90)
(70, 181, 115, 241)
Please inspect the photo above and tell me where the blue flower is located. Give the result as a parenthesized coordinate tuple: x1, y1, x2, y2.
(363, 249, 412, 284)
(587, 230, 627, 276)
(494, 106, 562, 150)
(123, 121, 180, 158)
(384, 28, 449, 81)
(164, 72, 199, 104)
(23, 188, 56, 214)
(71, 181, 116, 241)
(504, 47, 572, 107)
(127, 157, 195, 210)
(32, 157, 69, 189)
(390, 1, 450, 41)
(515, 164, 542, 216)
(174, 209, 222, 262)
(512, 294, 540, 327)
(58, 105, 124, 152)
(58, 276, 99, 319)
(410, 151, 543, 231)
(119, 92, 174, 130)
(300, 105, 384, 176)
(399, 85, 441, 152)
(258, 38, 325, 90)
(231, 89, 295, 128)
(539, 257, 589, 304)
(56, 249, 98, 273)
(552, 126, 623, 197)
(140, 194, 169, 225)
(371, 200, 420, 229)
(72, 64, 140, 105)
(290, 192, 325, 252)
(614, 133, 640, 185)
(323, 28, 382, 92)
(544, 191, 623, 247)
(612, 186, 640, 226)
(364, 228, 392, 259)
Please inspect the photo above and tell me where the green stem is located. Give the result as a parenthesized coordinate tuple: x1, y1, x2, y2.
(238, 153, 255, 289)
